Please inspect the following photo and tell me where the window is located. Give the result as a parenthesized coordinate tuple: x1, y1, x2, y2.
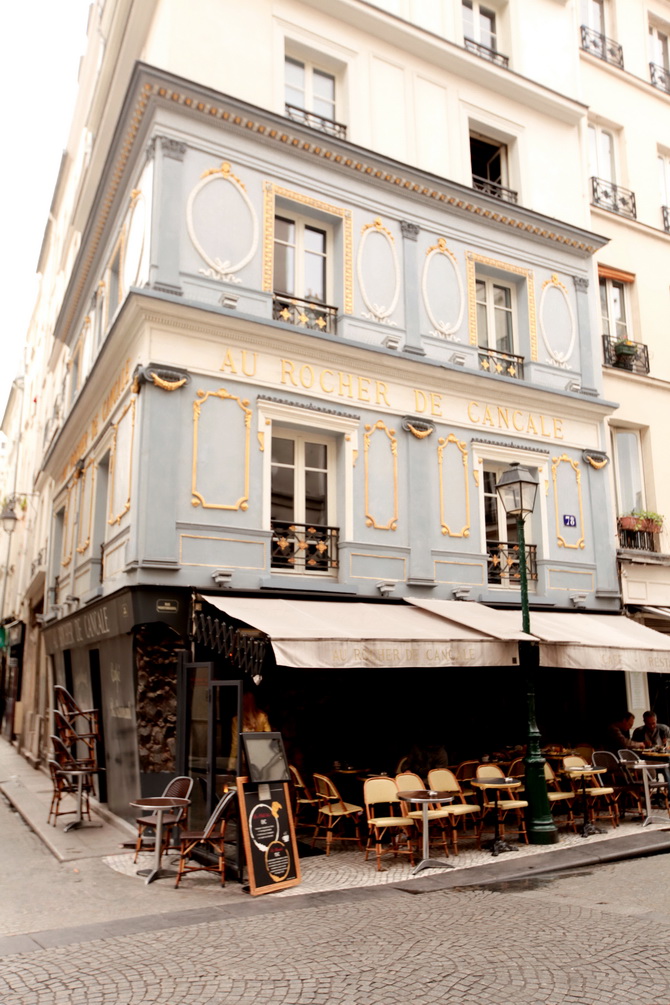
(599, 277, 628, 339)
(475, 276, 523, 378)
(589, 124, 615, 184)
(611, 429, 644, 516)
(483, 465, 538, 586)
(272, 213, 338, 332)
(284, 56, 345, 137)
(270, 430, 337, 572)
(582, 0, 605, 35)
(581, 0, 624, 67)
(462, 1, 508, 66)
(649, 22, 670, 73)
(469, 133, 516, 202)
(659, 154, 670, 231)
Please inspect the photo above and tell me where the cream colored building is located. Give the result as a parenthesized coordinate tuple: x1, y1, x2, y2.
(2, 0, 670, 798)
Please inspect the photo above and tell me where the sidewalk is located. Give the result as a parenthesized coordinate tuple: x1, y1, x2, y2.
(3, 738, 670, 900)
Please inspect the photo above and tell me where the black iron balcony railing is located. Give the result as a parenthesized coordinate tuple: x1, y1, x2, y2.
(590, 177, 636, 219)
(650, 62, 670, 93)
(30, 548, 46, 581)
(663, 206, 670, 233)
(580, 25, 624, 68)
(602, 335, 650, 375)
(284, 103, 347, 139)
(487, 541, 538, 585)
(478, 346, 525, 380)
(472, 175, 518, 204)
(273, 293, 338, 334)
(271, 521, 339, 572)
(617, 523, 659, 554)
(464, 38, 509, 68)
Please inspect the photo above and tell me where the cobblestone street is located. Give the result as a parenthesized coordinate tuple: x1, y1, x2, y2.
(2, 790, 670, 1004)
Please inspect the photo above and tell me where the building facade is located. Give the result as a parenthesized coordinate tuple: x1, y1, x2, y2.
(2, 0, 670, 817)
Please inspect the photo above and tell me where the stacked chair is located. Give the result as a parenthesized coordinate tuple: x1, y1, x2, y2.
(48, 686, 100, 826)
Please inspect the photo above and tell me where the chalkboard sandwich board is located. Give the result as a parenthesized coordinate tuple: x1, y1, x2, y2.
(236, 776, 301, 895)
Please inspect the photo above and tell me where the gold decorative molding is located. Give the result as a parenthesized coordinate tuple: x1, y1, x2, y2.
(353, 449, 358, 466)
(76, 458, 96, 554)
(364, 420, 398, 530)
(201, 160, 245, 188)
(407, 422, 434, 439)
(551, 454, 585, 549)
(149, 371, 187, 391)
(361, 216, 394, 241)
(108, 397, 137, 526)
(438, 434, 470, 537)
(585, 455, 609, 470)
(257, 431, 265, 452)
(465, 252, 537, 361)
(61, 482, 76, 568)
(262, 182, 353, 314)
(192, 388, 251, 510)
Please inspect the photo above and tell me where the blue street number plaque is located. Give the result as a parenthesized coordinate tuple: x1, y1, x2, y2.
(563, 514, 577, 527)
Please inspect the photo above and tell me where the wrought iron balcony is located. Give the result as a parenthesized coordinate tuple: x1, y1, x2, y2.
(617, 523, 659, 554)
(590, 177, 636, 219)
(663, 206, 670, 234)
(273, 293, 338, 334)
(30, 548, 46, 581)
(602, 335, 650, 375)
(650, 62, 670, 94)
(580, 25, 624, 68)
(271, 521, 339, 572)
(463, 38, 509, 68)
(472, 175, 518, 204)
(487, 541, 538, 585)
(478, 347, 525, 380)
(284, 103, 347, 139)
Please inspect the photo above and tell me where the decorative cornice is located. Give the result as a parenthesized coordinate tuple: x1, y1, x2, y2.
(471, 437, 551, 453)
(159, 135, 187, 160)
(400, 221, 420, 241)
(256, 394, 360, 419)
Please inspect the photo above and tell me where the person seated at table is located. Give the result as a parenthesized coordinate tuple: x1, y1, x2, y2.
(632, 711, 670, 788)
(604, 711, 644, 754)
(404, 742, 449, 780)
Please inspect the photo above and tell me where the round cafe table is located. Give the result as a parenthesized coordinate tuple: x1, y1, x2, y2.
(626, 761, 668, 828)
(130, 796, 191, 884)
(399, 790, 454, 875)
(471, 778, 523, 856)
(63, 768, 102, 833)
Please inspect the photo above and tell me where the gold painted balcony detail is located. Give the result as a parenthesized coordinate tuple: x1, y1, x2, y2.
(478, 347, 525, 380)
(271, 521, 339, 572)
(487, 542, 538, 585)
(272, 293, 338, 334)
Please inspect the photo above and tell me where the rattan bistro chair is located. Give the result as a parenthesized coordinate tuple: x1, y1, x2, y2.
(312, 773, 363, 855)
(426, 768, 481, 855)
(543, 762, 576, 832)
(395, 771, 451, 857)
(175, 790, 232, 888)
(563, 755, 618, 828)
(47, 759, 89, 826)
(364, 776, 416, 871)
(475, 763, 529, 845)
(618, 749, 669, 815)
(133, 776, 194, 863)
(288, 764, 319, 827)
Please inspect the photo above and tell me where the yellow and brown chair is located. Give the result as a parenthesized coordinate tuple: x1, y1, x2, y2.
(364, 776, 416, 871)
(395, 771, 451, 858)
(47, 759, 90, 826)
(312, 773, 363, 855)
(288, 764, 319, 828)
(426, 768, 481, 855)
(475, 763, 529, 845)
(544, 762, 576, 832)
(563, 754, 618, 829)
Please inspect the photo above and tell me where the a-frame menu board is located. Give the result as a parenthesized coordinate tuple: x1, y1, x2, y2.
(236, 776, 301, 895)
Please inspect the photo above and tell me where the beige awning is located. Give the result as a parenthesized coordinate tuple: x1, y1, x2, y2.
(199, 596, 522, 669)
(409, 600, 670, 674)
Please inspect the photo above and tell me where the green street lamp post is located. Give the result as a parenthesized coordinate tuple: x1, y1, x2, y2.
(496, 463, 558, 846)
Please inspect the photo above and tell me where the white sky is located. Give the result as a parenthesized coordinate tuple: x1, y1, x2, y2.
(0, 1, 91, 418)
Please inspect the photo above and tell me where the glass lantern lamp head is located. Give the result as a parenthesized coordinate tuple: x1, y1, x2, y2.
(0, 500, 18, 535)
(496, 463, 539, 520)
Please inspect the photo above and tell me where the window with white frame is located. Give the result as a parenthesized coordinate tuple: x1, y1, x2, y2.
(482, 463, 538, 586)
(599, 276, 629, 339)
(274, 214, 328, 303)
(284, 55, 344, 137)
(649, 22, 670, 69)
(588, 124, 615, 183)
(611, 428, 645, 515)
(270, 429, 337, 572)
(581, 0, 606, 34)
(475, 276, 515, 355)
(463, 1, 497, 50)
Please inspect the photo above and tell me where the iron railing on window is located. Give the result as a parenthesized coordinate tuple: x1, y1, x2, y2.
(602, 335, 650, 375)
(271, 521, 339, 572)
(464, 38, 509, 68)
(284, 103, 347, 139)
(472, 175, 518, 204)
(273, 293, 338, 334)
(617, 525, 659, 554)
(580, 25, 624, 68)
(487, 542, 538, 585)
(590, 177, 636, 219)
(650, 62, 670, 94)
(663, 206, 670, 234)
(478, 347, 525, 380)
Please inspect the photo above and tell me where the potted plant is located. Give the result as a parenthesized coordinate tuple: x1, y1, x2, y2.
(613, 338, 637, 370)
(639, 510, 664, 533)
(618, 511, 643, 531)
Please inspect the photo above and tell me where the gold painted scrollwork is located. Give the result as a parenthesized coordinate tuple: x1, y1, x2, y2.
(76, 458, 96, 554)
(552, 454, 585, 549)
(108, 397, 137, 526)
(149, 371, 187, 391)
(438, 434, 470, 537)
(364, 421, 398, 530)
(192, 388, 251, 511)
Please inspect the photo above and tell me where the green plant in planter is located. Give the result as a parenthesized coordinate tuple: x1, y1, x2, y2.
(619, 509, 664, 532)
(614, 339, 637, 356)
